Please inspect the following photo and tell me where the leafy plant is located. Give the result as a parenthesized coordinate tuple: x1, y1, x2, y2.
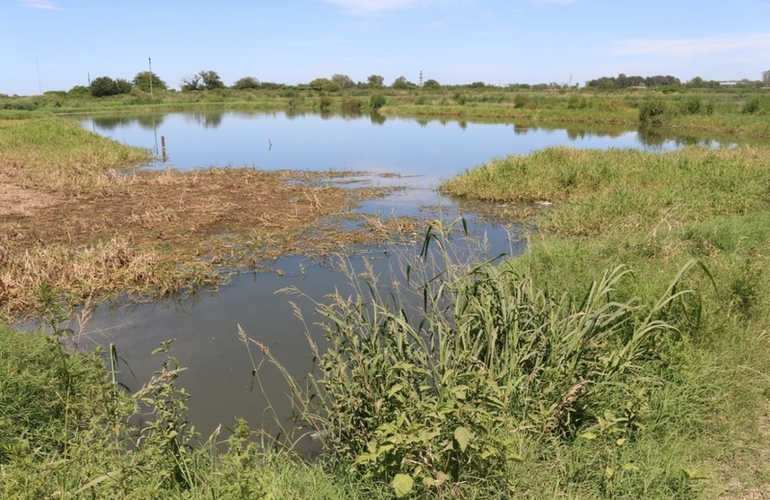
(245, 219, 702, 497)
(369, 93, 386, 110)
(638, 98, 673, 125)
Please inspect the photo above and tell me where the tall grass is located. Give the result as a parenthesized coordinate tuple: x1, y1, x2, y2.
(439, 145, 770, 496)
(244, 218, 710, 497)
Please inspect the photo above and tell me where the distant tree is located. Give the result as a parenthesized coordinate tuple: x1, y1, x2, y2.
(115, 78, 132, 94)
(233, 76, 260, 90)
(90, 76, 131, 97)
(68, 85, 90, 96)
(469, 81, 485, 88)
(392, 76, 415, 89)
(181, 70, 224, 91)
(200, 70, 224, 89)
(331, 74, 355, 89)
(133, 71, 167, 92)
(308, 77, 340, 92)
(423, 79, 440, 89)
(180, 74, 203, 91)
(367, 74, 384, 88)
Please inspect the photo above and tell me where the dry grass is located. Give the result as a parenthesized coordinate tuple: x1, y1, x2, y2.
(0, 117, 417, 322)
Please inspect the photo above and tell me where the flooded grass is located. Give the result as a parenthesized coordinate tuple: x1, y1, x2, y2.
(0, 116, 417, 322)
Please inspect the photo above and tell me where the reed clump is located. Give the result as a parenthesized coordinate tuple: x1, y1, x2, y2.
(244, 218, 710, 498)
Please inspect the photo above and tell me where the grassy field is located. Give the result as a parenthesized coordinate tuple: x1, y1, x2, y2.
(2, 96, 770, 498)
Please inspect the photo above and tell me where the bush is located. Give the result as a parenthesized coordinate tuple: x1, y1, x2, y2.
(742, 96, 762, 114)
(90, 76, 131, 97)
(514, 94, 533, 109)
(638, 98, 673, 125)
(369, 93, 386, 110)
(233, 77, 260, 90)
(679, 96, 702, 115)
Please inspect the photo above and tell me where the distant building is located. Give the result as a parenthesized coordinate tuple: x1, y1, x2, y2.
(719, 81, 738, 86)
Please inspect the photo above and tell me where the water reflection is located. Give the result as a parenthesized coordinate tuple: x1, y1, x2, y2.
(183, 112, 223, 129)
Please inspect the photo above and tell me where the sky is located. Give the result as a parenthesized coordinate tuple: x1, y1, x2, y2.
(2, 0, 769, 96)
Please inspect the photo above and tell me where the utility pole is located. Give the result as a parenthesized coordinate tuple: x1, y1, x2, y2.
(36, 58, 42, 95)
(87, 71, 91, 85)
(149, 57, 153, 97)
(419, 70, 423, 87)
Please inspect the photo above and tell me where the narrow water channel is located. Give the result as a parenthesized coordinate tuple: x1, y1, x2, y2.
(67, 110, 748, 436)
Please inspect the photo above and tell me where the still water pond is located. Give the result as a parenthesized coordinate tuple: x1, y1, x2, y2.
(70, 110, 737, 436)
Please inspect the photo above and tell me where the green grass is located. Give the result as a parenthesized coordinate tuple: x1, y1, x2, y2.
(438, 145, 770, 496)
(0, 115, 150, 190)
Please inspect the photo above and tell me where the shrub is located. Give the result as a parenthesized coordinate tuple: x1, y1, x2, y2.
(742, 96, 761, 114)
(90, 76, 131, 97)
(232, 76, 260, 90)
(514, 94, 533, 109)
(342, 98, 362, 112)
(369, 93, 386, 110)
(679, 96, 702, 115)
(638, 98, 672, 125)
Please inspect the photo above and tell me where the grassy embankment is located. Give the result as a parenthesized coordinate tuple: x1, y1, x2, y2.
(435, 145, 770, 497)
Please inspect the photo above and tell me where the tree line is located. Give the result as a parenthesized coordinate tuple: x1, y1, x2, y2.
(586, 73, 768, 89)
(70, 69, 770, 98)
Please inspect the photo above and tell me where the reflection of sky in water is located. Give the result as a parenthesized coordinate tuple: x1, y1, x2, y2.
(78, 111, 696, 192)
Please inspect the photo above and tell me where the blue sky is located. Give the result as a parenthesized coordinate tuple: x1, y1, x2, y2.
(2, 0, 769, 96)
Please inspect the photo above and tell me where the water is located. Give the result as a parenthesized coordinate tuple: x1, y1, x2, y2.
(69, 110, 746, 436)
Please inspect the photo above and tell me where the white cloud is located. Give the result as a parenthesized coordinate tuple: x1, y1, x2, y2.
(322, 0, 445, 14)
(611, 33, 770, 57)
(20, 0, 62, 9)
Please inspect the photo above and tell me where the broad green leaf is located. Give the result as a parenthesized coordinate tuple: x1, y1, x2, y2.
(387, 384, 406, 398)
(454, 426, 474, 452)
(622, 463, 639, 472)
(605, 467, 615, 478)
(616, 438, 627, 446)
(579, 432, 597, 440)
(392, 473, 414, 497)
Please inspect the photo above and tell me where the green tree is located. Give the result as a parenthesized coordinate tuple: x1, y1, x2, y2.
(392, 76, 414, 89)
(331, 74, 355, 89)
(132, 71, 167, 92)
(200, 70, 224, 89)
(90, 76, 131, 97)
(68, 85, 90, 96)
(308, 77, 340, 92)
(233, 76, 260, 89)
(181, 70, 224, 91)
(180, 74, 202, 91)
(423, 79, 440, 89)
(367, 74, 384, 88)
